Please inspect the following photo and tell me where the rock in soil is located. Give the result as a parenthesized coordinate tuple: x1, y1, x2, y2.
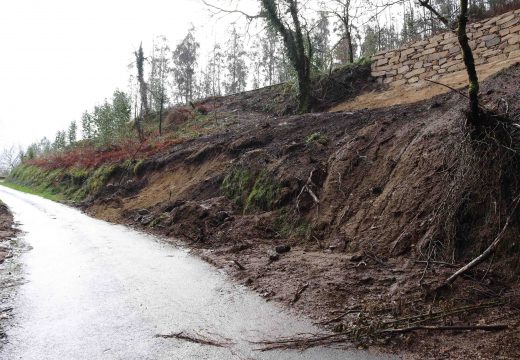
(275, 245, 291, 254)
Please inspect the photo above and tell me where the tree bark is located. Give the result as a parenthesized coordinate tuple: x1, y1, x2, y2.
(418, 0, 481, 126)
(458, 0, 481, 125)
(158, 90, 164, 136)
(261, 0, 312, 113)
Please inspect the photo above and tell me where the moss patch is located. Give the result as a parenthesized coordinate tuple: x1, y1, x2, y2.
(221, 167, 280, 212)
(7, 162, 127, 202)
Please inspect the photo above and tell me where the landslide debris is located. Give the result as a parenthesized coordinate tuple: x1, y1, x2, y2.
(8, 63, 520, 359)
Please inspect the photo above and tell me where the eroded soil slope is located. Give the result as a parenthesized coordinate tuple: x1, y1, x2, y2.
(11, 64, 520, 358)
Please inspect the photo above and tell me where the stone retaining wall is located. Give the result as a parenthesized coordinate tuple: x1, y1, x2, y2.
(371, 9, 520, 86)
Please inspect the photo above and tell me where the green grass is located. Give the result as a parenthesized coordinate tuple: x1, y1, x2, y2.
(0, 180, 64, 202)
(6, 162, 129, 203)
(221, 167, 280, 213)
(306, 131, 329, 145)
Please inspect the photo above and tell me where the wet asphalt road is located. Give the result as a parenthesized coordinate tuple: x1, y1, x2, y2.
(0, 186, 395, 360)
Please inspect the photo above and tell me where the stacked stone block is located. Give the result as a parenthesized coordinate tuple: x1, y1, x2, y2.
(371, 9, 520, 86)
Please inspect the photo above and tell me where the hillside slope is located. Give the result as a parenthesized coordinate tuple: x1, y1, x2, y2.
(9, 63, 520, 358)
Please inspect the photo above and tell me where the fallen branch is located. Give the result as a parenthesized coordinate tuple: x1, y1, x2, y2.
(317, 308, 362, 325)
(441, 194, 520, 288)
(233, 260, 246, 270)
(415, 260, 460, 268)
(425, 78, 469, 99)
(252, 333, 343, 351)
(379, 324, 508, 334)
(156, 331, 231, 348)
(255, 301, 504, 351)
(424, 79, 492, 113)
(295, 169, 320, 212)
(291, 283, 309, 304)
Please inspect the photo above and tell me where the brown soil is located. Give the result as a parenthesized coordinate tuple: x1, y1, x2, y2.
(331, 58, 520, 111)
(45, 64, 520, 358)
(0, 199, 18, 341)
(0, 202, 16, 264)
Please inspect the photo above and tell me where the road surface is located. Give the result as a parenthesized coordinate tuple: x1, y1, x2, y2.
(0, 186, 393, 360)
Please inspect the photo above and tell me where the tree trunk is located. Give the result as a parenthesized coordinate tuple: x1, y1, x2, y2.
(297, 56, 312, 113)
(136, 104, 144, 142)
(346, 30, 354, 63)
(458, 0, 481, 125)
(159, 91, 164, 136)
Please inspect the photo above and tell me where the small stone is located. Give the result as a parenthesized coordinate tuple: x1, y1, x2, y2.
(349, 252, 364, 262)
(269, 252, 280, 262)
(140, 215, 154, 226)
(137, 208, 150, 216)
(275, 245, 291, 254)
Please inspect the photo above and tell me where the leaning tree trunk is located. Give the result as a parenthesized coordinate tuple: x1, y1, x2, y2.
(457, 0, 481, 126)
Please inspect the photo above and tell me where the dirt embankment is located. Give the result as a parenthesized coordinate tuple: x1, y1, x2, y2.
(0, 202, 16, 264)
(0, 199, 19, 342)
(9, 64, 520, 358)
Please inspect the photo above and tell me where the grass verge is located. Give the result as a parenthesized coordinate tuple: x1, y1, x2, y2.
(0, 180, 63, 202)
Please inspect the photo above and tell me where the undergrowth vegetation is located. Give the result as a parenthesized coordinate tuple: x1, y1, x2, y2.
(221, 167, 280, 213)
(7, 162, 133, 202)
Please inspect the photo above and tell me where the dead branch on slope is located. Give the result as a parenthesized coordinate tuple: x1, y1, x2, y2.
(252, 301, 506, 351)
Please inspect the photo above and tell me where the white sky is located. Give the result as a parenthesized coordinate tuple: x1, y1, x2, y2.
(0, 0, 396, 152)
(0, 0, 258, 151)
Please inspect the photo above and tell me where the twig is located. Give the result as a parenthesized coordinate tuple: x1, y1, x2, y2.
(415, 260, 460, 268)
(379, 324, 508, 334)
(155, 331, 231, 348)
(291, 283, 309, 304)
(233, 260, 246, 270)
(424, 79, 492, 113)
(365, 251, 387, 267)
(295, 169, 321, 212)
(317, 309, 362, 325)
(425, 79, 470, 100)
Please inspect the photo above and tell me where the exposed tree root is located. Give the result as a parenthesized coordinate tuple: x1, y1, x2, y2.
(439, 194, 520, 290)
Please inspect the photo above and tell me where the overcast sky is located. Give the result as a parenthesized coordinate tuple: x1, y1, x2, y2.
(0, 0, 259, 151)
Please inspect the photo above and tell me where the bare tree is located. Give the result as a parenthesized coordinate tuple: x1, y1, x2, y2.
(0, 145, 20, 175)
(418, 0, 481, 125)
(203, 0, 314, 112)
(149, 35, 171, 135)
(329, 0, 359, 64)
